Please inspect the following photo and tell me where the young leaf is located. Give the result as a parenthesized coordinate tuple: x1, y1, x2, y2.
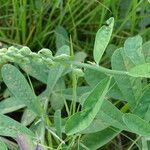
(1, 64, 43, 116)
(93, 17, 114, 64)
(123, 113, 150, 137)
(65, 77, 111, 135)
(80, 128, 120, 150)
(0, 114, 34, 138)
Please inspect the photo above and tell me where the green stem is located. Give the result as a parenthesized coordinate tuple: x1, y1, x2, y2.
(71, 70, 77, 114)
(65, 61, 128, 76)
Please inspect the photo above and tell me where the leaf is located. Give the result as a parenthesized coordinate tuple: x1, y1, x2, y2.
(50, 93, 64, 110)
(1, 64, 43, 116)
(74, 51, 87, 62)
(93, 17, 114, 64)
(143, 41, 150, 62)
(0, 97, 25, 114)
(128, 63, 150, 78)
(16, 134, 34, 150)
(133, 87, 150, 121)
(123, 113, 150, 137)
(124, 35, 145, 65)
(81, 118, 109, 134)
(82, 77, 111, 110)
(54, 110, 62, 138)
(84, 68, 106, 87)
(111, 48, 142, 109)
(65, 77, 111, 135)
(0, 139, 8, 150)
(56, 86, 91, 102)
(80, 128, 120, 150)
(21, 91, 48, 126)
(34, 145, 43, 150)
(21, 109, 37, 126)
(0, 114, 34, 138)
(45, 64, 64, 96)
(55, 26, 69, 49)
(55, 45, 70, 56)
(97, 100, 128, 130)
(20, 60, 48, 84)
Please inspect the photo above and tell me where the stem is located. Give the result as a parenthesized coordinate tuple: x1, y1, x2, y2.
(71, 70, 77, 114)
(65, 61, 128, 76)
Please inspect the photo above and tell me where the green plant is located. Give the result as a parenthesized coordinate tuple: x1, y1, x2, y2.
(0, 17, 150, 150)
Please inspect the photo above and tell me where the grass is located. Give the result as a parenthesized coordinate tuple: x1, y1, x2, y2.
(0, 0, 150, 150)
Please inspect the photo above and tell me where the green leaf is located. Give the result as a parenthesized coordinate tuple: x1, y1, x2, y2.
(124, 35, 145, 65)
(21, 91, 48, 126)
(143, 41, 150, 62)
(65, 77, 111, 135)
(81, 118, 109, 134)
(0, 139, 8, 150)
(55, 26, 69, 50)
(74, 51, 87, 62)
(50, 93, 64, 110)
(93, 17, 114, 64)
(54, 110, 62, 138)
(20, 60, 48, 84)
(45, 64, 64, 96)
(84, 68, 106, 87)
(128, 63, 150, 78)
(111, 48, 142, 109)
(0, 97, 25, 114)
(21, 109, 37, 126)
(0, 114, 34, 138)
(1, 64, 43, 116)
(123, 113, 150, 137)
(80, 128, 120, 150)
(55, 45, 70, 56)
(97, 100, 127, 130)
(82, 77, 111, 110)
(133, 87, 150, 121)
(16, 134, 34, 150)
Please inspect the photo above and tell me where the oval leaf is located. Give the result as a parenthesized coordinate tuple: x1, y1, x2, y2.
(0, 114, 34, 138)
(65, 77, 111, 135)
(123, 113, 150, 137)
(93, 17, 114, 64)
(80, 128, 120, 150)
(1, 64, 43, 116)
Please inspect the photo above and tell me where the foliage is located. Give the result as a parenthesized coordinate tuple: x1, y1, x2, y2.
(0, 0, 150, 149)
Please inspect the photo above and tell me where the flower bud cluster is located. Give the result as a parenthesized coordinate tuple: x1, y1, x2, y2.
(0, 46, 71, 67)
